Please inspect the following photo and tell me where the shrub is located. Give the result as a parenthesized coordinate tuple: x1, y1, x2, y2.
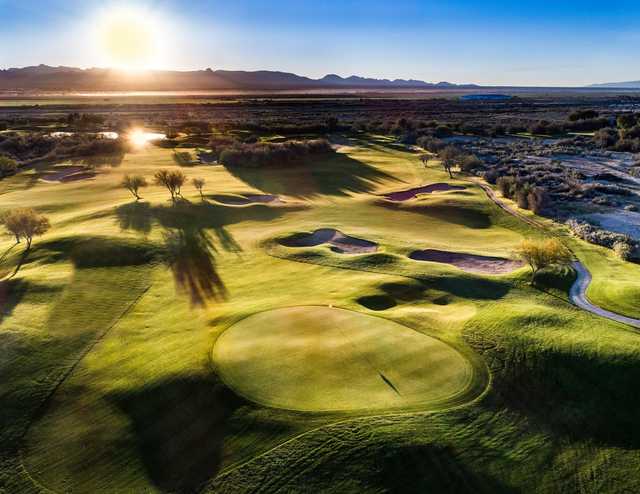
(219, 139, 332, 168)
(460, 154, 483, 172)
(416, 136, 446, 153)
(617, 113, 637, 129)
(613, 240, 634, 261)
(0, 155, 18, 177)
(527, 187, 547, 213)
(569, 109, 599, 121)
(496, 176, 517, 198)
(515, 238, 573, 280)
(593, 128, 618, 148)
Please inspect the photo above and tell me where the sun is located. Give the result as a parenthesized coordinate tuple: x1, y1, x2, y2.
(97, 7, 162, 71)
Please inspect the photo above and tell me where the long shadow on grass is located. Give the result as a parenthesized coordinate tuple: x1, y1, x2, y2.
(108, 375, 244, 494)
(116, 200, 303, 305)
(0, 279, 29, 325)
(223, 152, 397, 198)
(487, 337, 640, 449)
(375, 444, 511, 494)
(376, 201, 492, 229)
(163, 228, 227, 306)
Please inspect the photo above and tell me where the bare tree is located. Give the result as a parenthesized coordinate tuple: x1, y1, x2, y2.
(419, 154, 431, 168)
(121, 174, 148, 201)
(192, 177, 206, 200)
(154, 169, 187, 202)
(439, 146, 460, 178)
(2, 208, 50, 249)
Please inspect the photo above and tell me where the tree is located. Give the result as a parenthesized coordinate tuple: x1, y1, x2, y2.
(419, 154, 431, 168)
(154, 169, 186, 202)
(2, 208, 50, 248)
(0, 155, 18, 178)
(515, 238, 572, 281)
(617, 113, 637, 130)
(439, 145, 461, 178)
(121, 174, 147, 201)
(460, 154, 483, 172)
(192, 177, 206, 200)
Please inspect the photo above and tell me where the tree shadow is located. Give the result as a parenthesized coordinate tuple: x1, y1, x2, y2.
(488, 340, 640, 450)
(71, 151, 126, 168)
(223, 152, 397, 198)
(418, 274, 511, 301)
(374, 444, 513, 494)
(117, 202, 153, 235)
(163, 228, 227, 306)
(108, 375, 244, 494)
(0, 279, 28, 325)
(116, 200, 306, 306)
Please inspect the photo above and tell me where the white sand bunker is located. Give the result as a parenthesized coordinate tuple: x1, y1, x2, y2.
(384, 183, 466, 201)
(41, 166, 96, 183)
(280, 228, 378, 254)
(213, 194, 283, 205)
(410, 249, 523, 274)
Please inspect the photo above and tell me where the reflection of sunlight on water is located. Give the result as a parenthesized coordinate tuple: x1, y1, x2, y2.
(50, 131, 119, 139)
(128, 129, 166, 148)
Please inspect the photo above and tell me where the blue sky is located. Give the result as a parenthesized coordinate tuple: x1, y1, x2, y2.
(1, 0, 639, 85)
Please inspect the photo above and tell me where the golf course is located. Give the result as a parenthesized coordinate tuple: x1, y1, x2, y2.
(2, 133, 640, 493)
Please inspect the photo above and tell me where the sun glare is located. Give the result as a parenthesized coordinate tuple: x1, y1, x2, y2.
(97, 6, 163, 71)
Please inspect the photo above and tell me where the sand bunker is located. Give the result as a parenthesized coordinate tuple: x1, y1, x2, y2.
(409, 249, 522, 274)
(42, 166, 96, 183)
(213, 194, 282, 205)
(384, 183, 466, 201)
(280, 228, 378, 254)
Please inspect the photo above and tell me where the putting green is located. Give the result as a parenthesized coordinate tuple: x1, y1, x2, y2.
(212, 306, 475, 412)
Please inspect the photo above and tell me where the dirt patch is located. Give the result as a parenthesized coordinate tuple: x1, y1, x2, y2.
(384, 183, 466, 201)
(409, 249, 523, 274)
(279, 228, 378, 254)
(212, 194, 282, 206)
(41, 166, 96, 183)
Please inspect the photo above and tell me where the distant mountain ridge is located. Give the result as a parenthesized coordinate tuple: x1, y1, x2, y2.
(590, 80, 640, 89)
(0, 64, 478, 91)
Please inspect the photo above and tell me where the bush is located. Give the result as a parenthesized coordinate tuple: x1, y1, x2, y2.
(416, 136, 446, 153)
(459, 154, 483, 172)
(569, 109, 599, 121)
(566, 219, 637, 253)
(515, 238, 573, 280)
(617, 114, 637, 129)
(0, 155, 18, 178)
(219, 139, 333, 168)
(593, 128, 619, 148)
(496, 176, 517, 198)
(613, 240, 634, 261)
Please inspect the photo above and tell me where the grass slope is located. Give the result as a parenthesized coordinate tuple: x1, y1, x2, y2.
(0, 135, 639, 493)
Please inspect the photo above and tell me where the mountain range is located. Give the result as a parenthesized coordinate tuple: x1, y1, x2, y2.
(590, 80, 640, 89)
(0, 65, 478, 91)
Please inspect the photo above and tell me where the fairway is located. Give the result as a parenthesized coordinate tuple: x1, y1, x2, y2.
(213, 306, 474, 412)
